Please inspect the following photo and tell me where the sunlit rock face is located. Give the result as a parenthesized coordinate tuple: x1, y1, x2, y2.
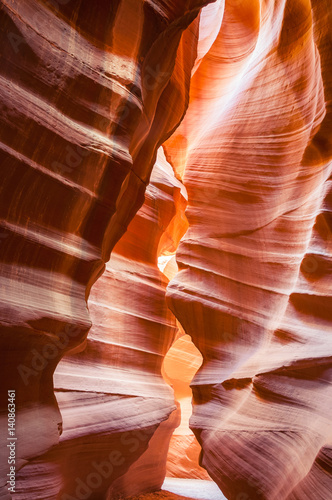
(165, 1, 332, 499)
(1, 0, 332, 499)
(0, 0, 211, 496)
(12, 150, 187, 499)
(163, 333, 210, 480)
(108, 406, 181, 499)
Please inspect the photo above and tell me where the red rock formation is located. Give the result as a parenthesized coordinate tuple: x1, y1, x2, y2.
(11, 150, 188, 498)
(165, 1, 332, 499)
(0, 0, 211, 497)
(163, 333, 210, 480)
(1, 1, 332, 499)
(108, 406, 181, 499)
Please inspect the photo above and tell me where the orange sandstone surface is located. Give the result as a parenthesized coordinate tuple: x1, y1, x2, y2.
(0, 1, 331, 500)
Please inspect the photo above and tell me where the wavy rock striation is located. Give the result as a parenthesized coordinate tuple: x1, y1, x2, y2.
(0, 1, 331, 499)
(12, 149, 187, 499)
(0, 0, 211, 497)
(166, 1, 332, 499)
(163, 333, 210, 480)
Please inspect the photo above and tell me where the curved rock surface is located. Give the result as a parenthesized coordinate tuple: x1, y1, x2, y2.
(163, 333, 210, 480)
(12, 150, 187, 499)
(0, 1, 331, 499)
(166, 1, 332, 499)
(0, 0, 210, 497)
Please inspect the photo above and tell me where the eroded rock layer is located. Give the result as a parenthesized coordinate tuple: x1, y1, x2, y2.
(11, 150, 187, 499)
(0, 0, 210, 496)
(163, 333, 210, 480)
(165, 1, 332, 499)
(0, 1, 331, 499)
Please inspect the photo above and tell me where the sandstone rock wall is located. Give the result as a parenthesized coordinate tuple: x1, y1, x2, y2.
(11, 150, 187, 499)
(0, 0, 211, 497)
(0, 1, 331, 499)
(165, 1, 332, 499)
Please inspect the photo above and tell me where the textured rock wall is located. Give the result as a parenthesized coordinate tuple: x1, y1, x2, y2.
(1, 1, 331, 499)
(0, 0, 211, 497)
(165, 1, 332, 499)
(12, 150, 187, 499)
(163, 332, 210, 480)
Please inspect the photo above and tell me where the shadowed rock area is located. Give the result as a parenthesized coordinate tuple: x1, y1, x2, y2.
(0, 1, 331, 499)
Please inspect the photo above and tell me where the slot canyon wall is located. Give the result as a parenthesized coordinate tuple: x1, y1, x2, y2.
(0, 1, 331, 500)
(165, 0, 332, 499)
(12, 149, 187, 500)
(0, 0, 209, 497)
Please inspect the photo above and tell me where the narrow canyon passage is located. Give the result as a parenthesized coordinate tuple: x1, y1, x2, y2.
(161, 321, 209, 481)
(165, 1, 332, 499)
(0, 1, 331, 500)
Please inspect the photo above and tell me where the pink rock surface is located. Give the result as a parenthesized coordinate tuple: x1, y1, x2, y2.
(0, 1, 331, 499)
(166, 1, 332, 499)
(12, 152, 187, 498)
(0, 0, 209, 496)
